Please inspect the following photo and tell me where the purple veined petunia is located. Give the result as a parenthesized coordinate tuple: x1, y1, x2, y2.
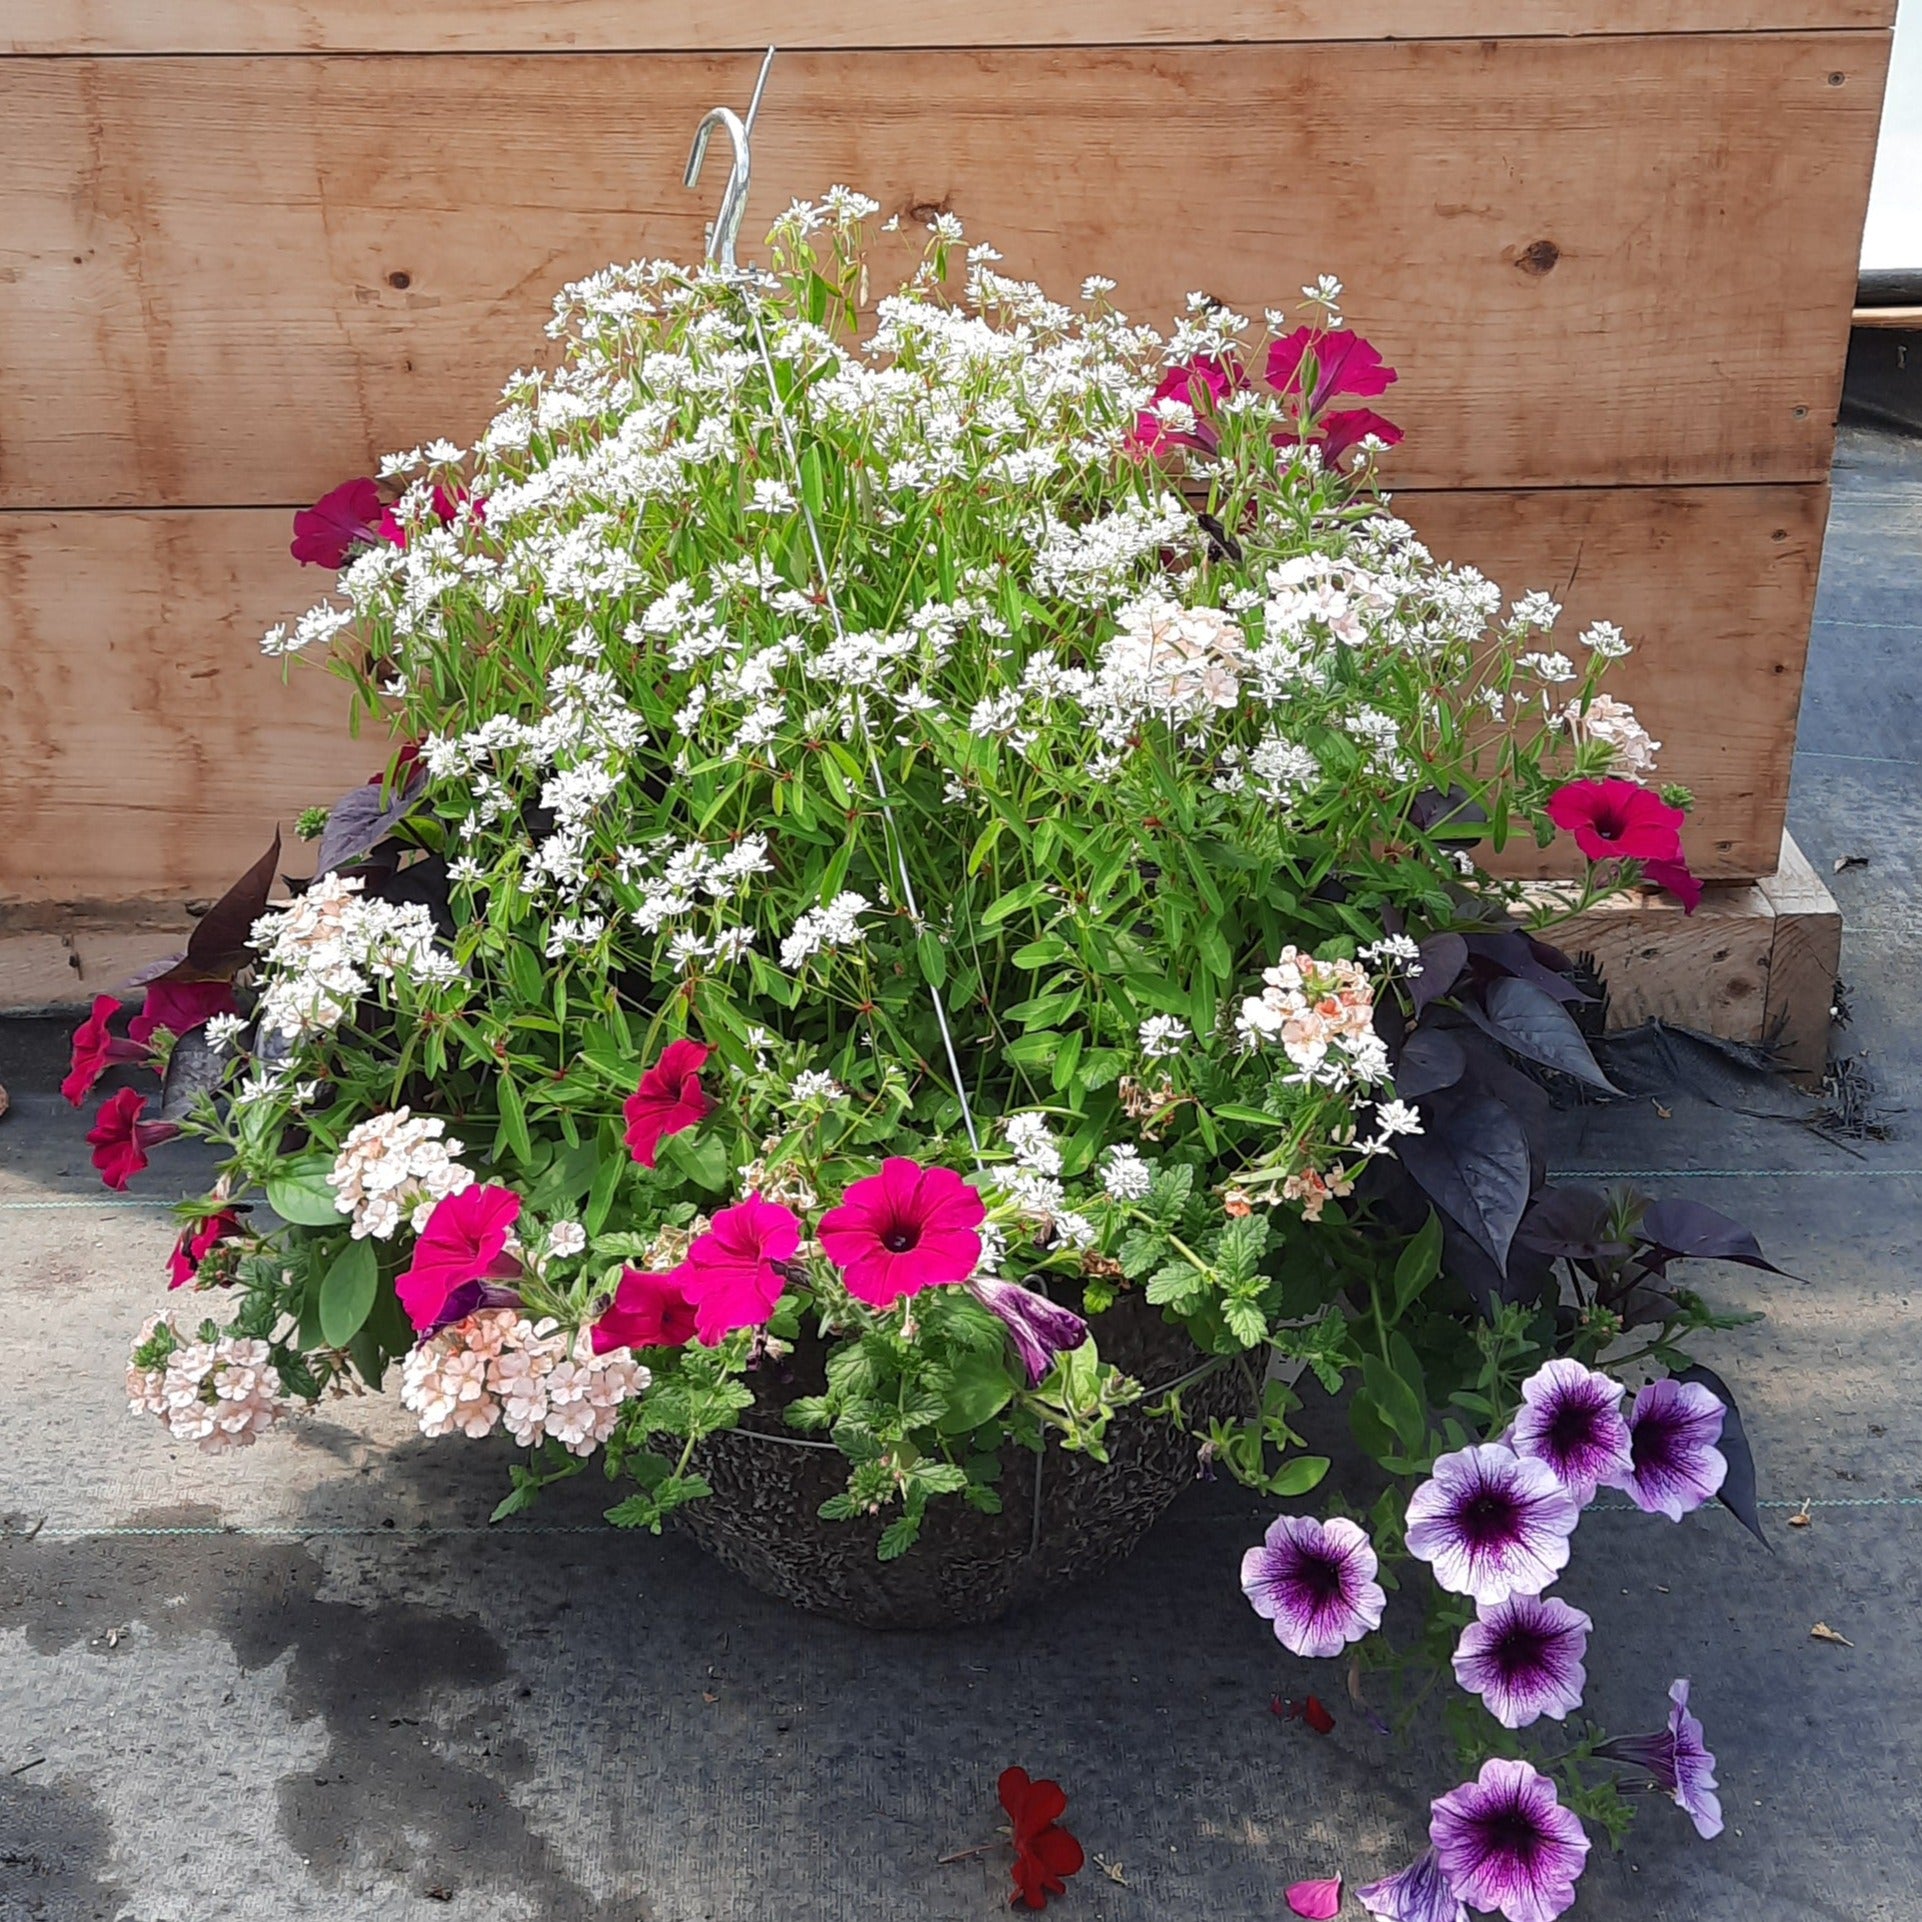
(1429, 1757, 1590, 1922)
(1404, 1444, 1581, 1608)
(1603, 1377, 1728, 1520)
(1241, 1513, 1387, 1659)
(1510, 1359, 1633, 1504)
(1357, 1848, 1467, 1922)
(1595, 1679, 1723, 1839)
(968, 1277, 1089, 1386)
(1452, 1593, 1592, 1729)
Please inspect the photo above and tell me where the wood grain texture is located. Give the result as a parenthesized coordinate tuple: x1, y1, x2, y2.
(0, 485, 1823, 912)
(0, 510, 349, 901)
(1401, 482, 1826, 880)
(0, 36, 1887, 507)
(3, 0, 1897, 55)
(1758, 830, 1842, 1075)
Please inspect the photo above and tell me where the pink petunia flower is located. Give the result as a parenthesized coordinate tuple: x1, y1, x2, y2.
(62, 996, 148, 1106)
(623, 1039, 713, 1169)
(671, 1196, 803, 1344)
(818, 1158, 985, 1309)
(86, 1088, 181, 1190)
(1127, 353, 1249, 455)
(396, 1184, 524, 1335)
(592, 1265, 699, 1354)
(377, 485, 486, 550)
(1545, 780, 1686, 865)
(1642, 856, 1703, 916)
(1316, 407, 1405, 463)
(1266, 326, 1398, 408)
(128, 979, 240, 1049)
(290, 479, 391, 568)
(168, 1209, 245, 1289)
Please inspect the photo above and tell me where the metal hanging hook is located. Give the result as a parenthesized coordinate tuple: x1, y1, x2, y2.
(684, 47, 776, 276)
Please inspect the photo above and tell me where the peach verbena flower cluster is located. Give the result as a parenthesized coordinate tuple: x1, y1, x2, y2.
(126, 1313, 290, 1453)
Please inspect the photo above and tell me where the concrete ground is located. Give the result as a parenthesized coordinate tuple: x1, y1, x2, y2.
(3, 427, 1920, 1922)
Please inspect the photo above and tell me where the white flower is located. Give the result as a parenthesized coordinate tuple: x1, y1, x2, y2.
(1138, 1015, 1191, 1061)
(547, 1220, 587, 1259)
(202, 1012, 247, 1051)
(748, 478, 796, 515)
(1566, 693, 1660, 774)
(1518, 651, 1577, 684)
(1006, 1112, 1063, 1176)
(1101, 1144, 1153, 1202)
(1579, 619, 1632, 659)
(779, 891, 871, 970)
(327, 1108, 475, 1239)
(788, 1070, 844, 1105)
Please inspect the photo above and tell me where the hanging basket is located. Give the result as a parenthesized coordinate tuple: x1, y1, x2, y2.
(677, 1295, 1250, 1629)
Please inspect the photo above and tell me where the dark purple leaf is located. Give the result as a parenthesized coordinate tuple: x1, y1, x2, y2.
(1440, 1214, 1554, 1318)
(1638, 1199, 1787, 1276)
(1448, 1025, 1552, 1170)
(160, 832, 283, 983)
(158, 1026, 230, 1121)
(117, 950, 188, 994)
(1463, 930, 1593, 1005)
(1409, 787, 1488, 841)
(315, 769, 428, 876)
(1412, 934, 1468, 1015)
(1466, 977, 1619, 1094)
(1676, 1362, 1769, 1548)
(1517, 1185, 1630, 1261)
(1396, 1089, 1533, 1273)
(1395, 1027, 1466, 1101)
(1616, 1284, 1686, 1329)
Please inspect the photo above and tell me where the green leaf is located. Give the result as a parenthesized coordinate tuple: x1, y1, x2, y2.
(982, 879, 1052, 926)
(1145, 1260, 1202, 1308)
(1362, 1353, 1427, 1453)
(1010, 936, 1070, 970)
(1392, 1210, 1445, 1321)
(877, 1515, 920, 1561)
(317, 1238, 380, 1348)
(1049, 1029, 1084, 1091)
(266, 1154, 343, 1228)
(915, 929, 948, 990)
(659, 1127, 731, 1193)
(495, 1069, 533, 1166)
(937, 1350, 1016, 1433)
(1268, 1454, 1332, 1498)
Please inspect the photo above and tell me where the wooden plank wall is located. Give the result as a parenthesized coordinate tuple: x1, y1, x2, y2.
(0, 4, 1894, 1004)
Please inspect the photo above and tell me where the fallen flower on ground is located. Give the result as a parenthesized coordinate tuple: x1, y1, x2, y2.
(1286, 1874, 1343, 1919)
(998, 1767, 1084, 1911)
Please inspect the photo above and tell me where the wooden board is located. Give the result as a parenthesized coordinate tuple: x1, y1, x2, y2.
(0, 484, 1822, 914)
(1545, 831, 1840, 1081)
(1402, 483, 1826, 880)
(0, 35, 1887, 507)
(0, 510, 350, 902)
(3, 0, 1897, 55)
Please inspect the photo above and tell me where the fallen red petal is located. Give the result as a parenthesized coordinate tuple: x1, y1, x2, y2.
(1302, 1694, 1336, 1736)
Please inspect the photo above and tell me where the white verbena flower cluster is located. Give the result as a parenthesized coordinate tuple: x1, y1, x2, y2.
(249, 875, 456, 1043)
(127, 1315, 289, 1453)
(400, 1309, 649, 1454)
(328, 1108, 475, 1240)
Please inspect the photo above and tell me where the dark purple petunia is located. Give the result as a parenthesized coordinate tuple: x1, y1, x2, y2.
(1510, 1359, 1632, 1504)
(968, 1278, 1089, 1386)
(1429, 1757, 1590, 1922)
(1603, 1377, 1727, 1520)
(1241, 1513, 1387, 1659)
(1357, 1848, 1467, 1922)
(1404, 1445, 1581, 1607)
(1596, 1679, 1723, 1838)
(1452, 1593, 1592, 1729)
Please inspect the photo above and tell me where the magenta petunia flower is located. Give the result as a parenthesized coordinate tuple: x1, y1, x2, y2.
(1642, 856, 1703, 915)
(1596, 1679, 1723, 1838)
(671, 1195, 802, 1343)
(1357, 1848, 1467, 1922)
(623, 1038, 713, 1169)
(128, 979, 240, 1049)
(168, 1209, 244, 1290)
(85, 1088, 181, 1190)
(1510, 1359, 1633, 1504)
(291, 478, 390, 568)
(967, 1277, 1088, 1386)
(1429, 1758, 1590, 1922)
(592, 1265, 699, 1354)
(1266, 326, 1398, 408)
(1404, 1444, 1581, 1607)
(1128, 353, 1249, 455)
(1545, 779, 1685, 865)
(396, 1184, 525, 1334)
(1242, 1513, 1387, 1659)
(1452, 1593, 1592, 1728)
(818, 1158, 984, 1309)
(62, 996, 148, 1106)
(1603, 1377, 1727, 1520)
(1317, 407, 1405, 463)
